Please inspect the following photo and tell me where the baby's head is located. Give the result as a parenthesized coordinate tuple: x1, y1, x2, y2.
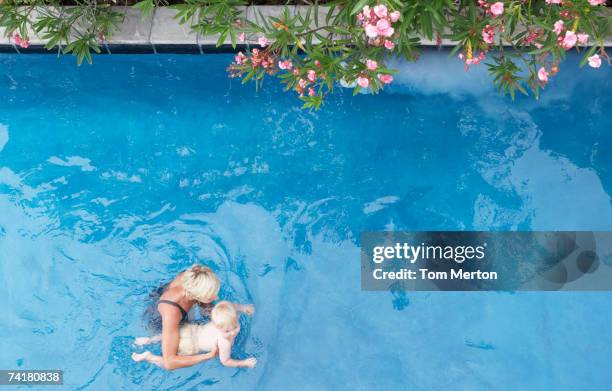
(211, 301, 240, 339)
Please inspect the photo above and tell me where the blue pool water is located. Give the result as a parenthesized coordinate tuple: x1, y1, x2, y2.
(0, 51, 611, 390)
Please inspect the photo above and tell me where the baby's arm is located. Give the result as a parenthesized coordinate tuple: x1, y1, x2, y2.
(218, 338, 257, 368)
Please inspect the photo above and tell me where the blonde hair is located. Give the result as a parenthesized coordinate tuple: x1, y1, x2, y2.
(181, 264, 220, 303)
(211, 301, 238, 330)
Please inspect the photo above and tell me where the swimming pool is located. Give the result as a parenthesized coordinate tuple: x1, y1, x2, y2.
(0, 51, 611, 390)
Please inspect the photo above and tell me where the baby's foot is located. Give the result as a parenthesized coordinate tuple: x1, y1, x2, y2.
(133, 337, 150, 346)
(131, 351, 151, 362)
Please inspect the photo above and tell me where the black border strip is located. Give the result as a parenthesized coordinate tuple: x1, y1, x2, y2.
(0, 43, 260, 54)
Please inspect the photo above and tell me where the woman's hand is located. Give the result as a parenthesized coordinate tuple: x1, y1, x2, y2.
(205, 344, 219, 359)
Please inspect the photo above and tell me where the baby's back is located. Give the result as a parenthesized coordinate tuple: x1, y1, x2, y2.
(178, 323, 218, 356)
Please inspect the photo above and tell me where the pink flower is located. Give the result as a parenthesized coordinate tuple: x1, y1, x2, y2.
(378, 74, 393, 84)
(308, 87, 316, 97)
(490, 2, 504, 17)
(13, 33, 29, 49)
(553, 20, 564, 35)
(258, 36, 269, 47)
(482, 25, 495, 44)
(588, 0, 605, 5)
(278, 60, 293, 70)
(561, 31, 577, 49)
(293, 68, 300, 76)
(357, 76, 369, 88)
(234, 51, 246, 65)
(482, 31, 494, 44)
(382, 26, 394, 38)
(390, 11, 401, 23)
(373, 4, 388, 18)
(588, 54, 602, 68)
(377, 19, 390, 29)
(239, 32, 246, 42)
(365, 23, 379, 38)
(537, 67, 549, 82)
(384, 40, 395, 50)
(307, 70, 316, 82)
(376, 19, 394, 37)
(545, 0, 562, 4)
(298, 79, 307, 88)
(366, 59, 378, 70)
(577, 33, 589, 45)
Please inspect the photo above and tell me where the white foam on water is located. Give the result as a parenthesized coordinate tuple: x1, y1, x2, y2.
(101, 170, 142, 183)
(48, 156, 96, 172)
(91, 197, 116, 207)
(363, 195, 400, 214)
(176, 146, 194, 156)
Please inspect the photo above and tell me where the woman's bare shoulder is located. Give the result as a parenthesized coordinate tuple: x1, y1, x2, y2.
(163, 271, 187, 289)
(159, 283, 184, 301)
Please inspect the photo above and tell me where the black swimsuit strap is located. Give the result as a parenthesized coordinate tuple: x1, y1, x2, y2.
(158, 300, 188, 321)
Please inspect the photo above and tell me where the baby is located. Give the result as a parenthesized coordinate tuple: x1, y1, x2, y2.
(132, 301, 257, 369)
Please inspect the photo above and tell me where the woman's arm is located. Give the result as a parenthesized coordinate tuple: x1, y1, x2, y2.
(158, 306, 216, 370)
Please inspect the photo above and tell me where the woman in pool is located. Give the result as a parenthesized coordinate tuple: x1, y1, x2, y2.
(142, 264, 254, 370)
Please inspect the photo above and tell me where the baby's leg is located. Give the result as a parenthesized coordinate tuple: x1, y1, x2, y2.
(131, 351, 165, 368)
(134, 334, 162, 346)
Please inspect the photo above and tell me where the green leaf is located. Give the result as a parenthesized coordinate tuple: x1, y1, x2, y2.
(420, 11, 433, 40)
(579, 46, 597, 68)
(133, 0, 156, 20)
(242, 70, 256, 84)
(216, 28, 228, 47)
(350, 0, 369, 16)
